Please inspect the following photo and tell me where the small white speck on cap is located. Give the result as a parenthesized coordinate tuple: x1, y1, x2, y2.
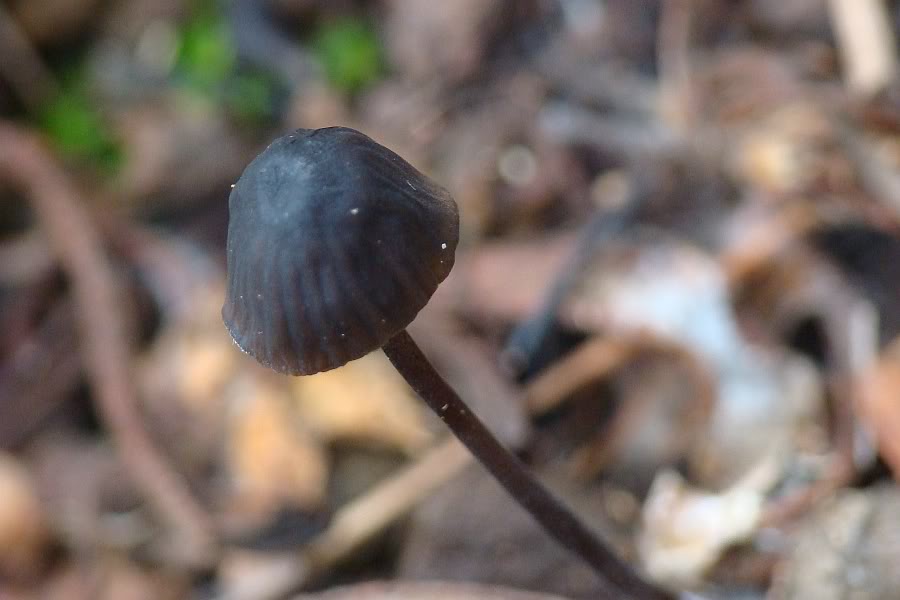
(230, 184, 235, 188)
(441, 243, 447, 250)
(350, 208, 359, 215)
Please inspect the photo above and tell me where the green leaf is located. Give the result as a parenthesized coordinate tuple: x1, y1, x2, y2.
(38, 89, 123, 174)
(175, 7, 235, 90)
(312, 18, 383, 94)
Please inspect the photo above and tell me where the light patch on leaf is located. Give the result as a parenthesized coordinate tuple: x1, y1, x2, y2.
(639, 459, 778, 584)
(291, 352, 432, 454)
(226, 376, 329, 516)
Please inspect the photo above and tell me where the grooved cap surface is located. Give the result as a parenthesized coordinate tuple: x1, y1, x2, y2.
(223, 127, 459, 375)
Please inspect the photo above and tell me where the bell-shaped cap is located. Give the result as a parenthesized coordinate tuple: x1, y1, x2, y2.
(222, 127, 459, 375)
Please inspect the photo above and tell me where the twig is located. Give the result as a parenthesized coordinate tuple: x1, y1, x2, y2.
(217, 438, 472, 600)
(657, 0, 695, 130)
(539, 102, 680, 159)
(524, 334, 716, 477)
(719, 202, 820, 288)
(303, 438, 470, 576)
(0, 123, 217, 565)
(827, 0, 898, 96)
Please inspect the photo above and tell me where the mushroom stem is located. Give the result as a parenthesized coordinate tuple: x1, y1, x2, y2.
(383, 329, 673, 600)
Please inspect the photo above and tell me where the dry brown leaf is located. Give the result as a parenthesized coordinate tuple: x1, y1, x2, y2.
(0, 452, 50, 580)
(225, 375, 329, 517)
(290, 352, 432, 454)
(140, 285, 238, 415)
(457, 233, 575, 323)
(729, 102, 832, 194)
(137, 283, 240, 475)
(858, 336, 900, 480)
(140, 274, 334, 524)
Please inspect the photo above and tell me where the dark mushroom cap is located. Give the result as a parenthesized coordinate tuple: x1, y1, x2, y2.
(222, 126, 459, 375)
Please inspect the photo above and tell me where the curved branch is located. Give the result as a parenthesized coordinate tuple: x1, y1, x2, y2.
(0, 123, 216, 565)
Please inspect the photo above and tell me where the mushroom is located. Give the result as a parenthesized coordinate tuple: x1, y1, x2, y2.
(222, 126, 673, 600)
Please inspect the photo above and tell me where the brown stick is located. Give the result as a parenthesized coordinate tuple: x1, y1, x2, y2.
(657, 0, 695, 130)
(827, 0, 897, 95)
(525, 333, 715, 415)
(524, 334, 716, 479)
(0, 123, 216, 565)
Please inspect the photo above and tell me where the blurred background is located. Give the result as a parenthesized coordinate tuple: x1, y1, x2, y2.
(0, 0, 899, 598)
